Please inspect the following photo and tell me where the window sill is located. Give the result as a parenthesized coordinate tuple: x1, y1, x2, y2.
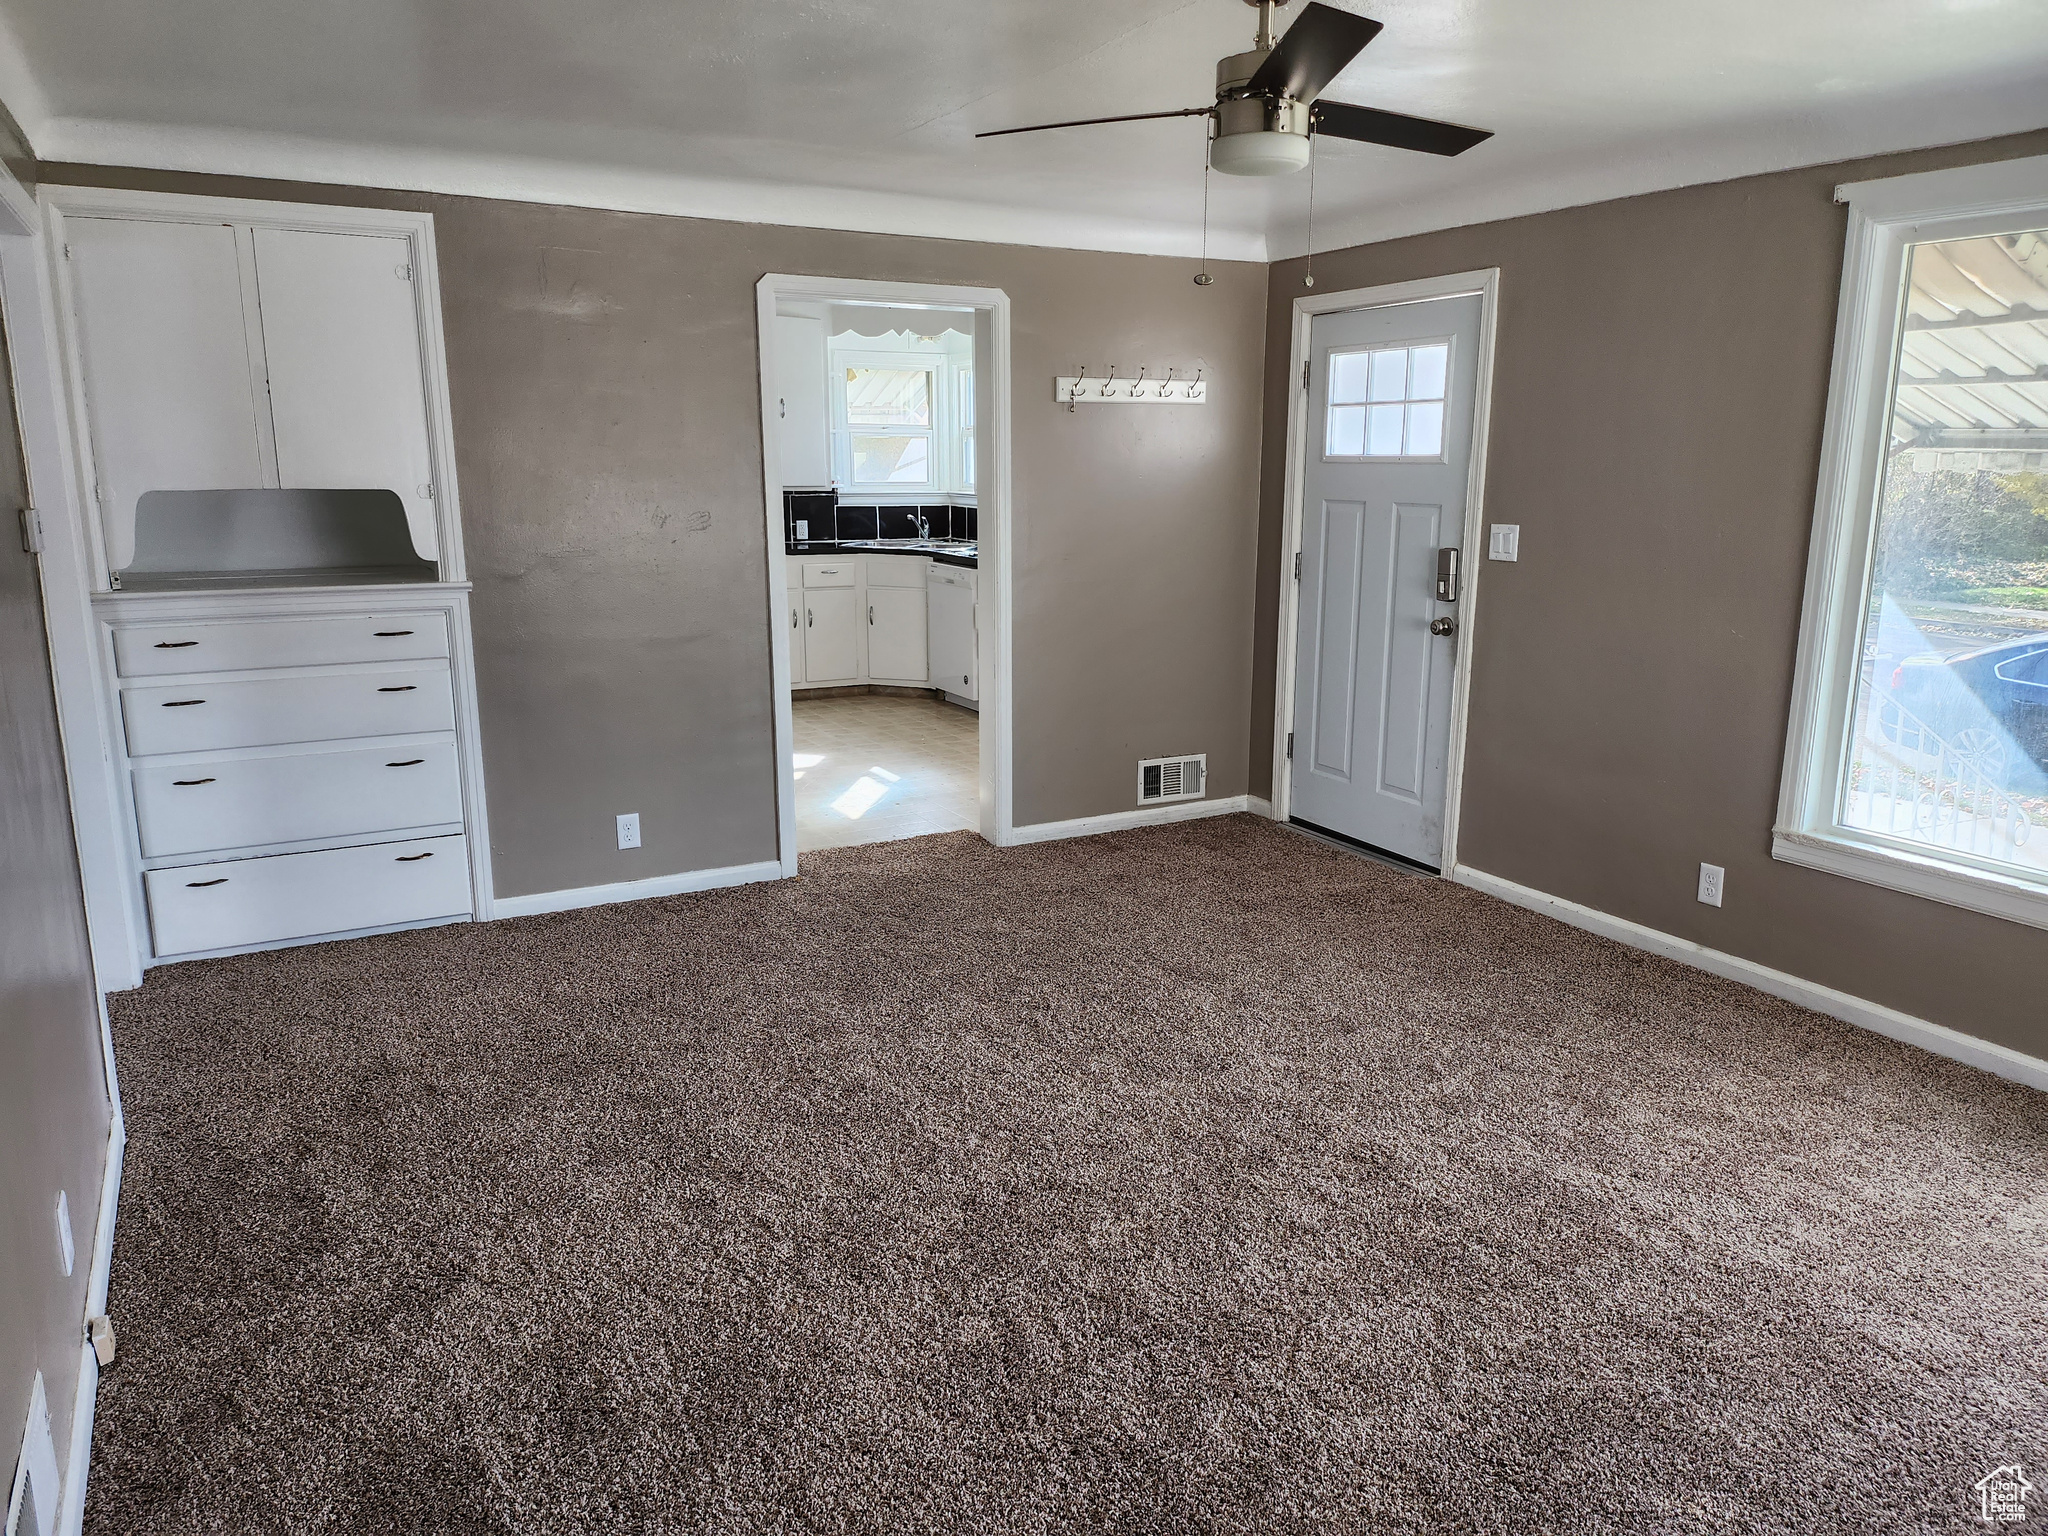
(1772, 826, 2048, 932)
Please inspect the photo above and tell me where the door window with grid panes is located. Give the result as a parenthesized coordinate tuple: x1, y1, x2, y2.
(1325, 341, 1450, 461)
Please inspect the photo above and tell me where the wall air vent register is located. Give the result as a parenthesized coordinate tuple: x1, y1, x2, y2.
(1139, 754, 1207, 805)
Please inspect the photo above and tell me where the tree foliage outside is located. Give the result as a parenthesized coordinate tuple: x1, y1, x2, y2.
(1873, 464, 2048, 612)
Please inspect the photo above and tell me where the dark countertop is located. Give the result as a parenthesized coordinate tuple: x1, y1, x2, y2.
(787, 539, 977, 571)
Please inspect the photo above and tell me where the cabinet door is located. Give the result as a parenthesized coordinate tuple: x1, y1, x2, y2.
(868, 587, 928, 684)
(774, 315, 831, 489)
(803, 587, 860, 683)
(65, 218, 269, 572)
(252, 228, 439, 560)
(786, 577, 805, 686)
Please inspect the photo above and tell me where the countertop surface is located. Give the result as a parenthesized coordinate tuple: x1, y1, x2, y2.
(788, 538, 977, 570)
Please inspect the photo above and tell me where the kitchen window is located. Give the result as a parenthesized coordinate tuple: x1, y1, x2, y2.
(1776, 154, 2048, 929)
(842, 366, 935, 487)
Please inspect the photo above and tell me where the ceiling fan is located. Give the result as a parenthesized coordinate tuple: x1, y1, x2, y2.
(977, 0, 1491, 177)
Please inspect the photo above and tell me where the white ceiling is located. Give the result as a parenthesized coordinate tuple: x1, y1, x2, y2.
(0, 0, 2042, 261)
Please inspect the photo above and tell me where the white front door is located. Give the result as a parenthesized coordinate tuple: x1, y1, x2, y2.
(1289, 293, 1480, 868)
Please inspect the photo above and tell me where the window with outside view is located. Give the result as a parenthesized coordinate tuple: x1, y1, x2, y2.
(1846, 227, 2048, 882)
(845, 367, 934, 485)
(1326, 342, 1448, 459)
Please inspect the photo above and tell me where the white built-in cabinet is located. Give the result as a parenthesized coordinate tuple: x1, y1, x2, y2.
(788, 554, 941, 689)
(62, 209, 446, 577)
(45, 186, 489, 967)
(774, 314, 832, 490)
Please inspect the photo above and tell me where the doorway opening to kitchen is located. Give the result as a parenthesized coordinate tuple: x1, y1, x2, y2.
(757, 277, 1010, 862)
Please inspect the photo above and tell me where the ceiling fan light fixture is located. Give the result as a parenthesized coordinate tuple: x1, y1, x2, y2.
(1209, 128, 1313, 176)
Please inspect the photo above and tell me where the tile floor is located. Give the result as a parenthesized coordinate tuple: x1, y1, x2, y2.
(793, 693, 980, 850)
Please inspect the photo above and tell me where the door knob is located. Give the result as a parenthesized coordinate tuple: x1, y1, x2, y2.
(1429, 616, 1457, 637)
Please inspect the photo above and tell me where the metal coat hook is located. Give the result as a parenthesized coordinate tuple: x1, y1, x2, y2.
(1068, 364, 1088, 412)
(1186, 366, 1203, 399)
(1130, 366, 1150, 399)
(1162, 367, 1179, 398)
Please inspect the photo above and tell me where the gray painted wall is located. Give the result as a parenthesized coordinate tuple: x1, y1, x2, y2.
(42, 164, 1269, 898)
(0, 131, 112, 1496)
(1254, 129, 2048, 1061)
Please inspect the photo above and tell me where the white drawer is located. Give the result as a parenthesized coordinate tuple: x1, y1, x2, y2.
(113, 613, 451, 677)
(122, 664, 455, 756)
(132, 739, 464, 858)
(802, 561, 856, 588)
(865, 555, 928, 588)
(145, 834, 471, 958)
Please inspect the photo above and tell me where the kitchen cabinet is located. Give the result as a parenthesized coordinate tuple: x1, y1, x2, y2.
(864, 556, 927, 684)
(789, 554, 943, 689)
(775, 314, 832, 490)
(867, 588, 928, 683)
(784, 573, 805, 686)
(803, 585, 862, 683)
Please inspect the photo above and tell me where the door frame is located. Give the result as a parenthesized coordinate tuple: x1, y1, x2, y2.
(1270, 268, 1501, 873)
(754, 274, 1014, 873)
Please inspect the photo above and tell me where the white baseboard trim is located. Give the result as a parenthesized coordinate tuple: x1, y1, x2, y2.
(54, 1106, 123, 1536)
(1453, 865, 2048, 1093)
(1005, 794, 1256, 846)
(492, 859, 785, 919)
(1245, 795, 1274, 819)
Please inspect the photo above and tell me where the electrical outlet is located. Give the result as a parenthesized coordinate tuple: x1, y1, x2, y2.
(1698, 862, 1725, 907)
(616, 812, 641, 850)
(55, 1190, 73, 1277)
(1488, 523, 1520, 561)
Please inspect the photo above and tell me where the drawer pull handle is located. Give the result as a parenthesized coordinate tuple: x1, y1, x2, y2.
(373, 630, 415, 637)
(153, 640, 199, 649)
(162, 699, 206, 707)
(171, 777, 216, 787)
(185, 877, 228, 888)
(395, 851, 434, 862)
(385, 758, 425, 767)
(378, 685, 418, 693)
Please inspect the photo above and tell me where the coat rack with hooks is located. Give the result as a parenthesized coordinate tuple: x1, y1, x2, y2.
(1055, 365, 1208, 408)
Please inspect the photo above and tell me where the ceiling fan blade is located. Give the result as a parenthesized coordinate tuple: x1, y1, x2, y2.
(1246, 3, 1383, 104)
(976, 106, 1213, 140)
(1312, 100, 1492, 156)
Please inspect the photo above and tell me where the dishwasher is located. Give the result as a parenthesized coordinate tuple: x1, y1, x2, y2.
(927, 564, 978, 705)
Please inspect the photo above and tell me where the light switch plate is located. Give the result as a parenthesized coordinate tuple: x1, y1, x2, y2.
(55, 1191, 73, 1277)
(1488, 524, 1521, 561)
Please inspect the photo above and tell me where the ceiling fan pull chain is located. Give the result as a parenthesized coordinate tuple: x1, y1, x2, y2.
(1195, 158, 1214, 287)
(1304, 121, 1317, 289)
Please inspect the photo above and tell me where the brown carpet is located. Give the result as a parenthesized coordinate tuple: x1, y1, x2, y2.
(90, 816, 2046, 1534)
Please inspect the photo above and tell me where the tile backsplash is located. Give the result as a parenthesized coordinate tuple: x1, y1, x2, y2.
(784, 490, 976, 544)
